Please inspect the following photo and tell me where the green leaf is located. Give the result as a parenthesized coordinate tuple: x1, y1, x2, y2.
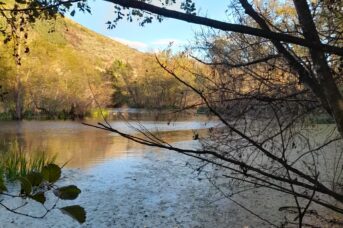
(42, 164, 61, 183)
(30, 192, 46, 204)
(19, 177, 32, 195)
(70, 10, 75, 16)
(60, 205, 86, 224)
(26, 172, 43, 187)
(54, 185, 81, 200)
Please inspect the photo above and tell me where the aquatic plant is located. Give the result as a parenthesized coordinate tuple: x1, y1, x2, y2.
(0, 141, 56, 180)
(0, 142, 86, 224)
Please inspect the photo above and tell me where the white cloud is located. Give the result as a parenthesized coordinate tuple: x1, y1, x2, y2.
(112, 37, 186, 52)
(112, 37, 148, 51)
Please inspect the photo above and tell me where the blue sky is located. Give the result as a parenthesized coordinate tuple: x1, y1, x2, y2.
(69, 1, 228, 52)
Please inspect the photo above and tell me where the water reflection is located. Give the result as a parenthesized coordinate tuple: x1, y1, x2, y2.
(107, 108, 209, 122)
(0, 113, 212, 169)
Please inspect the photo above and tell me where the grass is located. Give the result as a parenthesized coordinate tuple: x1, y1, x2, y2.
(0, 141, 56, 180)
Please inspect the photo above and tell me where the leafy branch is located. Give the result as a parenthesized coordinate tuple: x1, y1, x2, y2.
(0, 163, 86, 224)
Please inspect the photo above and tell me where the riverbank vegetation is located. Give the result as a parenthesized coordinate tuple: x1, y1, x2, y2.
(0, 150, 53, 181)
(0, 141, 56, 180)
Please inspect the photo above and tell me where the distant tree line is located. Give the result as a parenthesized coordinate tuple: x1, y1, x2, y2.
(106, 55, 198, 109)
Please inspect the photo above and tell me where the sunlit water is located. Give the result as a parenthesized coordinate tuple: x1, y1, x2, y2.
(3, 110, 260, 227)
(0, 109, 341, 227)
(0, 109, 219, 168)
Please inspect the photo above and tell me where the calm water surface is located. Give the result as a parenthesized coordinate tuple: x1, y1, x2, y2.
(0, 109, 216, 168)
(0, 110, 339, 227)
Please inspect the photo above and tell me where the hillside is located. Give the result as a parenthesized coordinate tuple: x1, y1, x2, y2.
(29, 16, 148, 75)
(0, 14, 153, 119)
(0, 10, 198, 120)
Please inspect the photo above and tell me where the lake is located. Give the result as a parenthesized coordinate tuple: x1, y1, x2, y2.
(2, 109, 262, 228)
(0, 109, 340, 227)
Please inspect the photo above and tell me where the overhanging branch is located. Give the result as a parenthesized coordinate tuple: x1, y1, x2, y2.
(3, 0, 342, 55)
(105, 0, 343, 56)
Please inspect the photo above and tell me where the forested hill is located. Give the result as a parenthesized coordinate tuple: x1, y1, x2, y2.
(0, 15, 196, 120)
(0, 15, 149, 119)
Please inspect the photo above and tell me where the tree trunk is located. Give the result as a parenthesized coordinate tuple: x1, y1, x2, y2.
(293, 0, 343, 138)
(14, 74, 22, 120)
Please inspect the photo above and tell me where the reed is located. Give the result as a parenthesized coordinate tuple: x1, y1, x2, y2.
(0, 141, 56, 180)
